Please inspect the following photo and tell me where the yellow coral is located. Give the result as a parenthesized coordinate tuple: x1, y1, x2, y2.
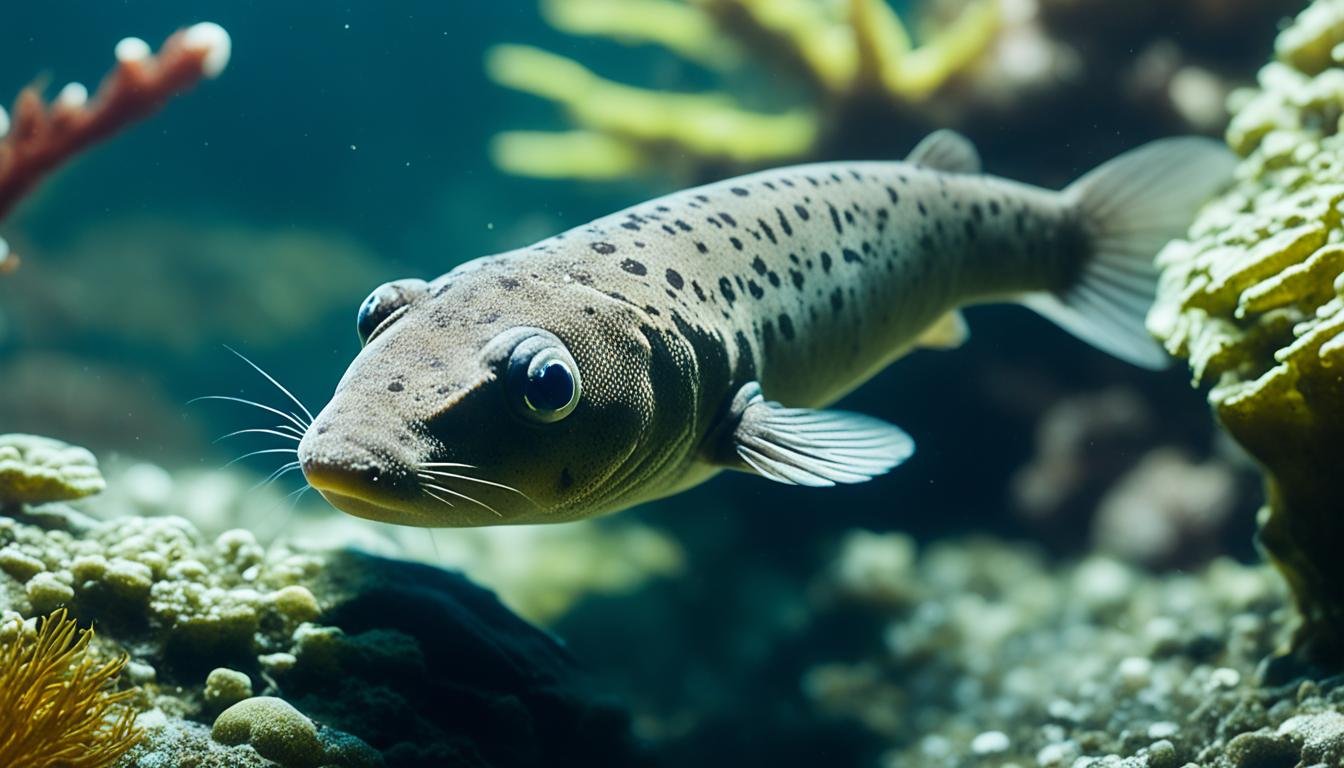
(0, 609, 142, 768)
(1148, 0, 1344, 662)
(488, 0, 1000, 179)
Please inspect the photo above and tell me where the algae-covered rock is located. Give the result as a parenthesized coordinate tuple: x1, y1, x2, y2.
(1148, 0, 1344, 664)
(0, 433, 104, 506)
(212, 697, 325, 768)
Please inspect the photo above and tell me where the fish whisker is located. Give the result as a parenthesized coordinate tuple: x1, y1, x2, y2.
(224, 447, 298, 468)
(420, 481, 502, 518)
(225, 345, 316, 426)
(417, 462, 478, 470)
(250, 460, 302, 492)
(421, 487, 456, 508)
(215, 427, 302, 444)
(190, 395, 311, 434)
(416, 469, 533, 503)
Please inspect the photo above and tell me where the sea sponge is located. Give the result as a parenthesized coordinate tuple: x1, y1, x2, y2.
(0, 433, 105, 506)
(1148, 0, 1344, 662)
(0, 608, 141, 768)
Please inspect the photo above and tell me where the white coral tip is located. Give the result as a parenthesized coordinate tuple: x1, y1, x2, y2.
(0, 106, 9, 139)
(115, 36, 152, 64)
(184, 22, 231, 79)
(56, 82, 89, 110)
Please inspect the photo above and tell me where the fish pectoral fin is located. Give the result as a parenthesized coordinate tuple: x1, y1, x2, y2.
(906, 129, 981, 174)
(719, 382, 915, 487)
(914, 310, 969, 350)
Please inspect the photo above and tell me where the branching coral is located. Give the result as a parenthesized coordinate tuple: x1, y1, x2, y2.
(486, 0, 1000, 179)
(1148, 0, 1344, 664)
(0, 608, 141, 768)
(0, 22, 231, 271)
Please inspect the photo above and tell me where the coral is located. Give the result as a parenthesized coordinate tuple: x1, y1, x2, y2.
(0, 23, 230, 269)
(1147, 0, 1344, 663)
(0, 433, 105, 507)
(0, 608, 141, 768)
(211, 697, 325, 768)
(487, 0, 1001, 179)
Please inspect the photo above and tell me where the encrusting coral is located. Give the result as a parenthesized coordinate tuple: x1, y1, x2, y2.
(0, 22, 230, 272)
(486, 0, 1000, 179)
(1148, 0, 1344, 665)
(0, 433, 106, 508)
(0, 608, 142, 768)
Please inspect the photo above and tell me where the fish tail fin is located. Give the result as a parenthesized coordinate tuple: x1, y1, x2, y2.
(1022, 137, 1237, 369)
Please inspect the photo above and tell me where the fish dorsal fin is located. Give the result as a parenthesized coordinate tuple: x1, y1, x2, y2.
(915, 310, 969, 350)
(719, 382, 914, 487)
(907, 129, 981, 174)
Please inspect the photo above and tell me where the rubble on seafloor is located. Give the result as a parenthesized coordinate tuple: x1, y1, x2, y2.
(805, 530, 1344, 768)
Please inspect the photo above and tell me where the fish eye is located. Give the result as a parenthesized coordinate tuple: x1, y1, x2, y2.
(507, 336, 582, 423)
(356, 279, 428, 345)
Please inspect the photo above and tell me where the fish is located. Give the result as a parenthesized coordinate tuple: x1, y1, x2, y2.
(295, 130, 1235, 527)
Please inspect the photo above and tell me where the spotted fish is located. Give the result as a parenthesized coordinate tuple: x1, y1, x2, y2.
(296, 131, 1235, 527)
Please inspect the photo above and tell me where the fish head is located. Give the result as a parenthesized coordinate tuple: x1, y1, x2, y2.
(299, 266, 674, 527)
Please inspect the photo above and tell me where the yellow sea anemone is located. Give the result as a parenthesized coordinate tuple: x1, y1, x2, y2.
(0, 609, 142, 768)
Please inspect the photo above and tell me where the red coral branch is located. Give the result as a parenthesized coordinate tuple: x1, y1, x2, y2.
(0, 22, 231, 271)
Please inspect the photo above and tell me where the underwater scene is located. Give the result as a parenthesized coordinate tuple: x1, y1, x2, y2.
(7, 0, 1344, 766)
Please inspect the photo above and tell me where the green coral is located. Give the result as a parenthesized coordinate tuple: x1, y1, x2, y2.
(487, 0, 1000, 179)
(1148, 0, 1344, 663)
(0, 434, 105, 506)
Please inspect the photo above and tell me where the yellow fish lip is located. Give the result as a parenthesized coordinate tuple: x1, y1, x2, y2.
(301, 462, 422, 524)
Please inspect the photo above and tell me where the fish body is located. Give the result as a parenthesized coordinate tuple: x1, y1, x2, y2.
(297, 132, 1235, 527)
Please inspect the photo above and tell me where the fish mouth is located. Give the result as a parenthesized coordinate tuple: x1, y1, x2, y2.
(303, 465, 436, 527)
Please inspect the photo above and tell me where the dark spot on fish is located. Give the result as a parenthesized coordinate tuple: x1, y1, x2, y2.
(830, 288, 844, 313)
(696, 241, 709, 254)
(666, 268, 684, 289)
(794, 204, 810, 221)
(789, 269, 805, 289)
(843, 210, 855, 225)
(592, 241, 617, 255)
(827, 203, 843, 234)
(762, 319, 776, 348)
(842, 248, 862, 264)
(970, 203, 984, 222)
(775, 208, 793, 236)
(719, 277, 737, 305)
(820, 251, 833, 272)
(917, 202, 928, 216)
(634, 241, 646, 248)
(388, 381, 404, 392)
(731, 187, 749, 196)
(675, 219, 692, 232)
(661, 224, 677, 235)
(707, 217, 723, 229)
(621, 222, 640, 231)
(778, 313, 795, 340)
(758, 219, 776, 244)
(730, 237, 744, 250)
(693, 281, 707, 302)
(829, 172, 842, 183)
(695, 194, 710, 203)
(751, 256, 768, 276)
(584, 306, 596, 315)
(788, 253, 800, 265)
(644, 306, 661, 316)
(989, 200, 1001, 216)
(747, 280, 764, 299)
(806, 176, 819, 187)
(498, 277, 520, 290)
(735, 275, 746, 291)
(764, 181, 777, 190)
(964, 220, 977, 239)
(849, 169, 863, 181)
(621, 259, 648, 276)
(656, 205, 671, 213)
(781, 178, 796, 188)
(886, 186, 900, 204)
(720, 212, 738, 227)
(767, 271, 780, 288)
